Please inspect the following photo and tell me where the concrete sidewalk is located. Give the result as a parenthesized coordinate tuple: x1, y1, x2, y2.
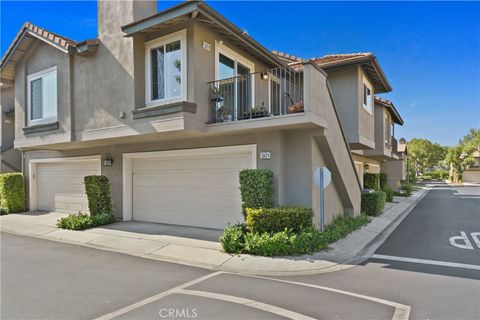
(0, 187, 429, 276)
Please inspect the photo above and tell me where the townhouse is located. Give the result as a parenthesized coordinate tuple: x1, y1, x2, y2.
(0, 0, 405, 230)
(274, 52, 407, 190)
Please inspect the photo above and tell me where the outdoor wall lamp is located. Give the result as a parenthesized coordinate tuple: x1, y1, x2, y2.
(364, 163, 370, 170)
(103, 153, 113, 167)
(260, 72, 269, 80)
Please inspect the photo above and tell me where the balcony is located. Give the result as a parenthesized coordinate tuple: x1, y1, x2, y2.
(208, 66, 304, 124)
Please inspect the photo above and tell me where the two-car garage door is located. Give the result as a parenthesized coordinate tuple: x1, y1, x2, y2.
(128, 146, 255, 229)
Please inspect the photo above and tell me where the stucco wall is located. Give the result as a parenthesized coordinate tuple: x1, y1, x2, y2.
(381, 159, 406, 191)
(326, 66, 359, 144)
(14, 41, 72, 146)
(1, 87, 15, 146)
(357, 67, 375, 146)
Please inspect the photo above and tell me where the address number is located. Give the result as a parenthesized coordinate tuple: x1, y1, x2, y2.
(260, 152, 271, 160)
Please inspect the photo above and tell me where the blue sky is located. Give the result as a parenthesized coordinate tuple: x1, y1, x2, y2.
(1, 1, 479, 146)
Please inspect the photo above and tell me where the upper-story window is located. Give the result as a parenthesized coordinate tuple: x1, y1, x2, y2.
(362, 82, 373, 114)
(384, 113, 392, 146)
(215, 42, 255, 119)
(27, 66, 57, 126)
(145, 29, 187, 107)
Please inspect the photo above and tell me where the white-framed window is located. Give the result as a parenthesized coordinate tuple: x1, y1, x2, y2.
(269, 75, 281, 115)
(145, 29, 187, 107)
(362, 77, 373, 114)
(27, 66, 57, 126)
(215, 41, 255, 119)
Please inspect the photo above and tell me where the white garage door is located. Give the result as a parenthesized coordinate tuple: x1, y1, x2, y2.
(131, 147, 254, 229)
(36, 160, 100, 213)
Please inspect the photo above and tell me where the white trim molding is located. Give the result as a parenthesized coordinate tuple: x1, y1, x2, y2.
(27, 65, 58, 126)
(145, 29, 187, 108)
(122, 145, 257, 221)
(28, 155, 101, 211)
(362, 75, 373, 115)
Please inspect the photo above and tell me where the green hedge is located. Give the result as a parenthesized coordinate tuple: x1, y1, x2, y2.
(220, 214, 370, 256)
(400, 183, 413, 196)
(364, 173, 380, 191)
(239, 169, 274, 216)
(245, 206, 313, 233)
(379, 173, 388, 191)
(361, 191, 386, 216)
(57, 212, 115, 230)
(0, 173, 25, 213)
(384, 186, 394, 202)
(84, 175, 113, 215)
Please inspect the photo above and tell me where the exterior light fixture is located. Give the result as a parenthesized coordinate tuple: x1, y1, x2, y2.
(364, 163, 370, 170)
(261, 72, 269, 80)
(103, 153, 113, 167)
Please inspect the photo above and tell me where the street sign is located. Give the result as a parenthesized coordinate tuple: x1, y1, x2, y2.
(313, 167, 331, 232)
(314, 167, 331, 187)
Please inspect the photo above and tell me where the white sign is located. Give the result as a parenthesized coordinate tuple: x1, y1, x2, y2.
(449, 231, 480, 250)
(202, 41, 211, 52)
(259, 152, 271, 160)
(314, 167, 331, 188)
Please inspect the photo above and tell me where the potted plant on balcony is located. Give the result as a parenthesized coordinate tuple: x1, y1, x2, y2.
(220, 106, 233, 122)
(210, 86, 224, 103)
(288, 101, 304, 113)
(241, 105, 269, 119)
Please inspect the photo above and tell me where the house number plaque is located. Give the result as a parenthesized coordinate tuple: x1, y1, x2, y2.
(259, 152, 271, 160)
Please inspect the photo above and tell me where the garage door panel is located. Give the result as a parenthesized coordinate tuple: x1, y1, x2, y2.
(132, 148, 252, 229)
(36, 160, 100, 213)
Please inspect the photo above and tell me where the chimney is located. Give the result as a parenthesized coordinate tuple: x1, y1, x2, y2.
(399, 137, 406, 144)
(97, 0, 157, 75)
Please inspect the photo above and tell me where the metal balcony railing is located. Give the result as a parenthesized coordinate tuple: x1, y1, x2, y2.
(208, 66, 303, 123)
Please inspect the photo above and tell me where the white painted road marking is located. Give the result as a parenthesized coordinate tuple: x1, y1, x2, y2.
(236, 273, 411, 320)
(449, 231, 479, 249)
(176, 289, 317, 320)
(94, 271, 223, 320)
(372, 254, 480, 271)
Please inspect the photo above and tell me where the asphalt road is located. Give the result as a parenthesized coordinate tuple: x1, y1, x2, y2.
(2, 183, 479, 320)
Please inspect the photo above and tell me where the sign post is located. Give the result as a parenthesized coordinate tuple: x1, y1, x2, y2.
(314, 167, 331, 232)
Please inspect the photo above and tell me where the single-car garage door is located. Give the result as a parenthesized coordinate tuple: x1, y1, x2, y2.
(36, 159, 100, 213)
(130, 146, 255, 229)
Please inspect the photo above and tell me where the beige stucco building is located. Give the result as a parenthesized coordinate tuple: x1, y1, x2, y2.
(0, 0, 407, 230)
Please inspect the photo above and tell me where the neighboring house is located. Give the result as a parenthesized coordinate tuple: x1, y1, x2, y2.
(0, 84, 21, 173)
(462, 148, 480, 183)
(274, 52, 406, 190)
(0, 0, 362, 229)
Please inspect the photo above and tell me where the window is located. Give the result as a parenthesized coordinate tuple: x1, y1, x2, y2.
(145, 30, 186, 107)
(215, 42, 255, 119)
(27, 66, 57, 126)
(385, 113, 392, 146)
(269, 76, 281, 115)
(363, 83, 372, 113)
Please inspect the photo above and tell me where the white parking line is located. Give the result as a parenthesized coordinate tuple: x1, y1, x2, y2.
(94, 271, 223, 320)
(372, 254, 480, 271)
(176, 289, 316, 320)
(236, 273, 411, 320)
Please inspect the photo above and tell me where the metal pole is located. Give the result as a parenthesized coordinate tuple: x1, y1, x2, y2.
(320, 168, 325, 232)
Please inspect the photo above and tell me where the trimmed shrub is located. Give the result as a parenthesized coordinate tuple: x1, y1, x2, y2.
(384, 186, 394, 202)
(364, 173, 380, 191)
(220, 214, 371, 256)
(0, 173, 25, 213)
(361, 191, 386, 216)
(220, 223, 247, 253)
(400, 183, 413, 197)
(56, 212, 115, 230)
(239, 169, 274, 215)
(245, 206, 313, 234)
(84, 175, 113, 215)
(379, 173, 388, 191)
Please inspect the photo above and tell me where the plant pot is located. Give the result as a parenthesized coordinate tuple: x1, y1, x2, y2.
(211, 94, 224, 103)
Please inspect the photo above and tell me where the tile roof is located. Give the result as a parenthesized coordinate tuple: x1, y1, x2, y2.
(310, 53, 374, 66)
(374, 96, 404, 125)
(1, 22, 98, 85)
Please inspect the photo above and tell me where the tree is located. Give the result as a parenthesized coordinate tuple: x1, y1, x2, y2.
(407, 138, 447, 178)
(444, 129, 479, 182)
